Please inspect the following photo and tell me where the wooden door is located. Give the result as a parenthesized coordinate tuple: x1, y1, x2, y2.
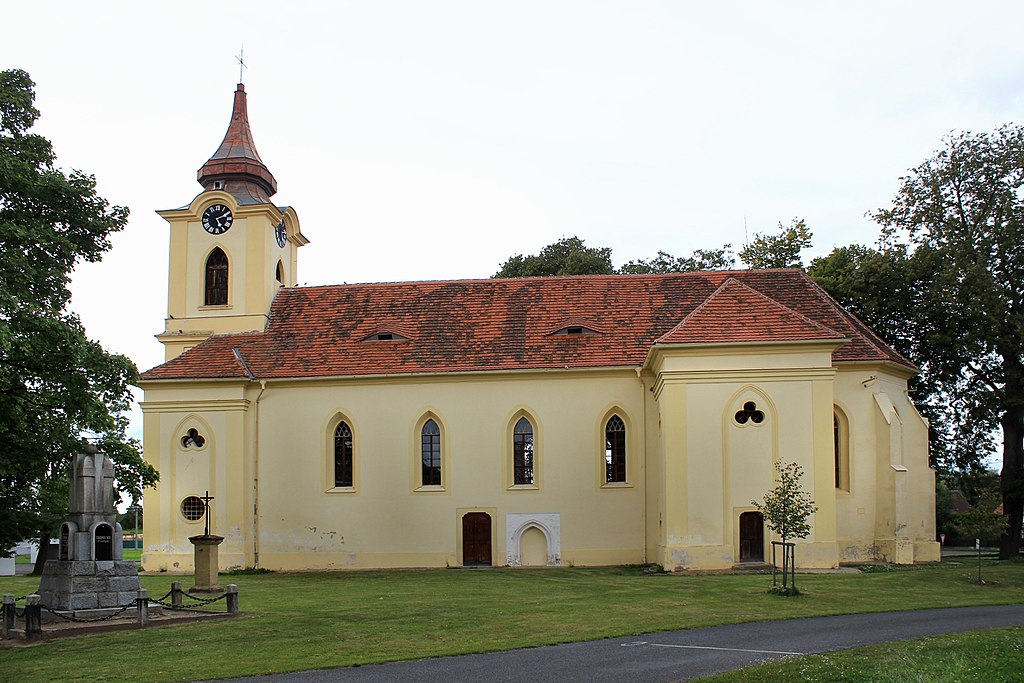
(462, 512, 492, 566)
(739, 511, 764, 562)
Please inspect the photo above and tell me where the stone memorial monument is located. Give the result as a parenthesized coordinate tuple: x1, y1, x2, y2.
(37, 445, 141, 610)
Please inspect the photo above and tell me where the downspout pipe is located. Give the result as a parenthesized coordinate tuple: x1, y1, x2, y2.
(233, 348, 264, 568)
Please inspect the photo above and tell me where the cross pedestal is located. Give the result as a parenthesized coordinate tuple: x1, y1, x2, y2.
(189, 534, 225, 593)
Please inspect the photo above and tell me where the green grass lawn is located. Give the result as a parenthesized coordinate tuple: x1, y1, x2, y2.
(0, 558, 1021, 683)
(698, 626, 1024, 682)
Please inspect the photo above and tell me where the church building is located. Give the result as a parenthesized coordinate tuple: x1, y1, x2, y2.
(139, 83, 939, 572)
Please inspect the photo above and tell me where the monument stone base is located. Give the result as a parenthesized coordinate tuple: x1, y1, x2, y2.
(189, 534, 225, 593)
(37, 559, 141, 610)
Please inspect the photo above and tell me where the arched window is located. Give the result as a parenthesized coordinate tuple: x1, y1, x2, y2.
(834, 408, 850, 491)
(605, 415, 626, 483)
(275, 260, 284, 286)
(334, 421, 353, 488)
(513, 417, 534, 485)
(421, 419, 441, 486)
(204, 248, 229, 306)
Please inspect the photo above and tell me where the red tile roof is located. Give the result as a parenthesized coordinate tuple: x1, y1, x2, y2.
(658, 278, 845, 344)
(142, 270, 915, 381)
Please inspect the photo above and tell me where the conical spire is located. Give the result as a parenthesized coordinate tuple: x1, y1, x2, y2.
(197, 83, 278, 203)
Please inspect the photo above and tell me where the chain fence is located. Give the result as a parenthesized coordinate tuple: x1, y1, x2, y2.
(149, 588, 230, 613)
(43, 602, 135, 623)
(2, 583, 238, 638)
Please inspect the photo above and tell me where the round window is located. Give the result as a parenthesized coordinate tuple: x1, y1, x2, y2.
(181, 496, 205, 521)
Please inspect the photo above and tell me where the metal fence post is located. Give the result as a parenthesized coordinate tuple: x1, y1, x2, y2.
(2, 594, 15, 638)
(137, 588, 149, 626)
(226, 584, 239, 615)
(24, 594, 42, 640)
(171, 580, 183, 609)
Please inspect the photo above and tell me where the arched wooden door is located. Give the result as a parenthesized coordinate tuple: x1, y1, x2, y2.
(462, 512, 492, 566)
(739, 511, 764, 562)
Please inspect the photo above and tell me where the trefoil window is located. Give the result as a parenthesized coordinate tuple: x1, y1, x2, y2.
(181, 428, 206, 449)
(734, 401, 765, 425)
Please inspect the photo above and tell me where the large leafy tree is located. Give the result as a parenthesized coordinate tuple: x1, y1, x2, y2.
(494, 222, 809, 279)
(0, 69, 157, 560)
(493, 236, 614, 277)
(738, 218, 812, 269)
(858, 125, 1024, 559)
(619, 246, 735, 274)
(807, 244, 995, 481)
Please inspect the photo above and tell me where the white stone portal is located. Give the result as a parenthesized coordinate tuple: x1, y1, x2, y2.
(506, 513, 560, 566)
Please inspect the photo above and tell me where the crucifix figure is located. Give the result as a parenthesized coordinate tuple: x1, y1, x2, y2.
(201, 490, 215, 536)
(236, 47, 247, 84)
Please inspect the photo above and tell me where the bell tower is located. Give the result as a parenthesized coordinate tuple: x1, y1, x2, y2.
(156, 83, 308, 361)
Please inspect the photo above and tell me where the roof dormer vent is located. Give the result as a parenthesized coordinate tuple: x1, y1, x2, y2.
(361, 330, 411, 342)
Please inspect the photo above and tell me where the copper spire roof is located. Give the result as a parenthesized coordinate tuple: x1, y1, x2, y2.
(197, 83, 278, 204)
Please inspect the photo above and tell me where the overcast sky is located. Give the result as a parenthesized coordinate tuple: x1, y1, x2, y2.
(4, 1, 1023, 443)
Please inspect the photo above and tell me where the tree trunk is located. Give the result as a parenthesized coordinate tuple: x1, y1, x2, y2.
(999, 405, 1023, 560)
(31, 532, 50, 575)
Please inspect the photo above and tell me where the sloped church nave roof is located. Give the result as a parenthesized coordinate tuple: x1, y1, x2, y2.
(143, 269, 914, 381)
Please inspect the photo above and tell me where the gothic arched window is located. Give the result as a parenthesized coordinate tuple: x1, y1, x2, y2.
(204, 248, 229, 306)
(421, 419, 441, 486)
(605, 415, 626, 483)
(334, 421, 354, 488)
(513, 417, 534, 485)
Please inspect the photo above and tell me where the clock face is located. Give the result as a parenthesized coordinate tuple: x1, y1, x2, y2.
(202, 204, 233, 234)
(275, 220, 287, 248)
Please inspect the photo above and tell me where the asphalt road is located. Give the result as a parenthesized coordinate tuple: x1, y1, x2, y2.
(208, 604, 1024, 683)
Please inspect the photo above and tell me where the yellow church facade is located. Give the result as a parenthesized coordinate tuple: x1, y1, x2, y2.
(139, 84, 939, 573)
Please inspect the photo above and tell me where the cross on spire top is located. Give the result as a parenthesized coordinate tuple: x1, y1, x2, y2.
(236, 47, 247, 84)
